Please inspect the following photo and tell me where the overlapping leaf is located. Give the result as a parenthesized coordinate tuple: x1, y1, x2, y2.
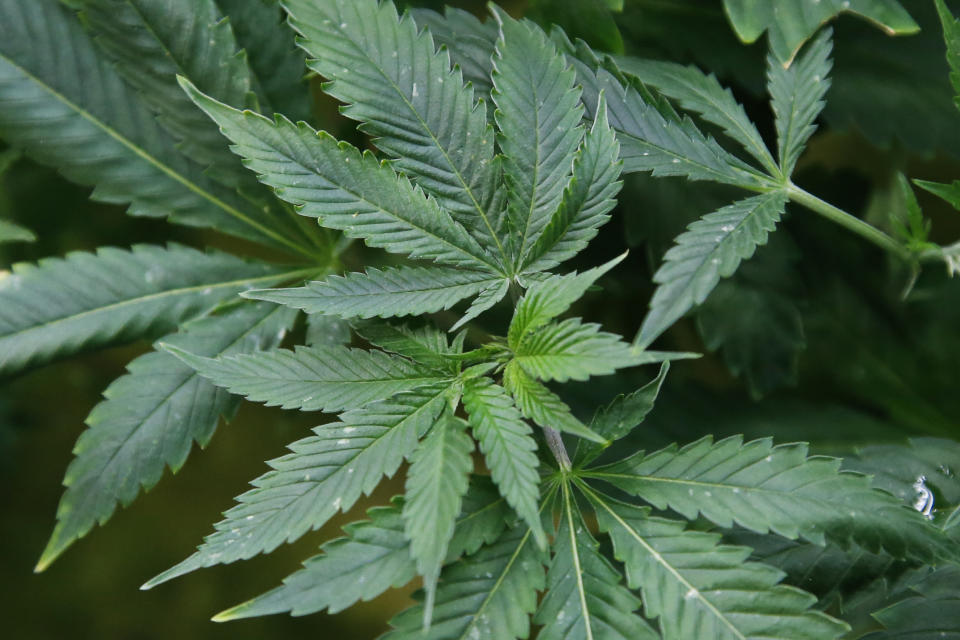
(283, 0, 506, 262)
(590, 495, 849, 640)
(144, 382, 452, 587)
(182, 82, 499, 272)
(37, 302, 297, 570)
(503, 361, 605, 443)
(163, 342, 449, 413)
(463, 376, 546, 547)
(0, 0, 313, 254)
(245, 266, 502, 320)
(384, 522, 546, 640)
(412, 7, 499, 97)
(491, 8, 583, 265)
(523, 94, 622, 272)
(586, 435, 954, 562)
(636, 191, 788, 348)
(0, 244, 287, 377)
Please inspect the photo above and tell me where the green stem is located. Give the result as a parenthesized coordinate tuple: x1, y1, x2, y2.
(786, 183, 912, 261)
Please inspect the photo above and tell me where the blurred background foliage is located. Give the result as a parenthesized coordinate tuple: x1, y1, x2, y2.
(3, 0, 960, 638)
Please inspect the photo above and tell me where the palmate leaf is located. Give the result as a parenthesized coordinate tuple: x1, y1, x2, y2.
(0, 244, 291, 377)
(216, 0, 311, 121)
(722, 0, 917, 65)
(508, 253, 625, 348)
(585, 435, 954, 562)
(588, 492, 849, 640)
(614, 57, 779, 177)
(574, 362, 669, 467)
(571, 55, 769, 190)
(403, 414, 474, 626)
(767, 29, 833, 177)
(523, 93, 622, 273)
(0, 0, 313, 255)
(503, 361, 606, 443)
(534, 483, 657, 640)
(516, 318, 676, 383)
(215, 479, 510, 621)
(283, 0, 507, 265)
(352, 320, 461, 371)
(163, 342, 449, 413)
(462, 376, 546, 547)
(182, 81, 499, 273)
(36, 302, 297, 570)
(636, 190, 788, 349)
(384, 521, 547, 640)
(491, 8, 583, 266)
(245, 265, 503, 320)
(144, 382, 452, 587)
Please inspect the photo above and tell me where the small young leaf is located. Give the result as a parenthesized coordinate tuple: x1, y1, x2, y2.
(574, 362, 669, 466)
(636, 191, 789, 348)
(508, 253, 626, 348)
(144, 382, 452, 587)
(503, 361, 606, 444)
(767, 29, 833, 177)
(162, 343, 449, 413)
(246, 266, 502, 321)
(462, 376, 546, 548)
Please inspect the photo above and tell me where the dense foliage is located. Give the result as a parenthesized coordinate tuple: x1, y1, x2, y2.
(3, 0, 960, 637)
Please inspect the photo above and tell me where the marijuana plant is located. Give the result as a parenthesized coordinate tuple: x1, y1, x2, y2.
(2, 0, 960, 637)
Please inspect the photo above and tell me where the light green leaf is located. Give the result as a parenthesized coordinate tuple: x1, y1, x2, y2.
(403, 414, 474, 627)
(768, 29, 832, 177)
(936, 0, 960, 108)
(283, 0, 507, 265)
(491, 8, 583, 266)
(214, 479, 510, 621)
(0, 0, 314, 255)
(614, 57, 778, 176)
(462, 376, 546, 548)
(384, 522, 546, 640)
(589, 493, 849, 640)
(523, 93, 622, 273)
(36, 302, 297, 571)
(508, 253, 625, 349)
(915, 178, 960, 212)
(0, 244, 290, 377)
(216, 0, 311, 121)
(503, 360, 605, 444)
(516, 318, 674, 383)
(0, 219, 35, 244)
(181, 80, 499, 273)
(723, 0, 917, 65)
(636, 191, 788, 349)
(245, 266, 501, 320)
(352, 320, 460, 371)
(574, 362, 669, 467)
(162, 342, 449, 413)
(535, 483, 656, 640)
(586, 435, 954, 563)
(143, 382, 452, 587)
